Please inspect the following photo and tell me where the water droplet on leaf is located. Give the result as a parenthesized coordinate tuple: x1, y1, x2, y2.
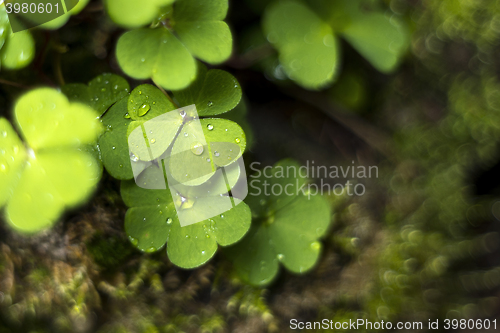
(207, 124, 214, 131)
(190, 142, 204, 155)
(130, 152, 139, 162)
(138, 103, 150, 116)
(128, 236, 138, 246)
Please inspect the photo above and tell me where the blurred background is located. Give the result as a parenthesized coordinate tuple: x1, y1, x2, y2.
(1, 0, 500, 332)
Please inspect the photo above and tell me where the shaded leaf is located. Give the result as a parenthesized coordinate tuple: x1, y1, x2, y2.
(341, 11, 410, 73)
(121, 177, 251, 268)
(226, 159, 331, 286)
(173, 63, 242, 116)
(263, 0, 339, 89)
(62, 73, 130, 115)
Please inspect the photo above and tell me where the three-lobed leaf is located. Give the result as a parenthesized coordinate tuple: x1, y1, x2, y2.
(1, 88, 103, 233)
(98, 84, 178, 179)
(105, 0, 174, 29)
(226, 159, 331, 286)
(173, 63, 242, 117)
(121, 176, 251, 268)
(115, 0, 232, 90)
(62, 73, 130, 116)
(263, 0, 339, 90)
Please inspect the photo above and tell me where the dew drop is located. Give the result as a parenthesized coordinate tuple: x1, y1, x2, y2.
(119, 164, 123, 168)
(101, 88, 106, 92)
(205, 235, 210, 238)
(1, 130, 7, 137)
(114, 85, 119, 90)
(220, 214, 224, 218)
(190, 142, 204, 155)
(150, 138, 156, 144)
(310, 242, 321, 251)
(207, 124, 214, 131)
(128, 236, 138, 246)
(235, 138, 241, 143)
(0, 164, 7, 172)
(214, 151, 220, 157)
(138, 103, 151, 116)
(185, 235, 190, 238)
(184, 132, 188, 137)
(130, 152, 139, 162)
(146, 247, 156, 253)
(166, 218, 172, 225)
(12, 146, 19, 154)
(206, 158, 211, 162)
(179, 110, 186, 117)
(124, 112, 131, 119)
(207, 101, 213, 107)
(201, 250, 206, 254)
(277, 254, 284, 261)
(112, 146, 116, 150)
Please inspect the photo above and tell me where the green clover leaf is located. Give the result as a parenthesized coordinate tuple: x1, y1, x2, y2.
(116, 27, 197, 91)
(263, 0, 339, 90)
(168, 118, 246, 186)
(0, 88, 103, 233)
(334, 0, 410, 74)
(121, 169, 251, 268)
(0, 5, 34, 70)
(173, 64, 242, 117)
(98, 84, 178, 179)
(116, 0, 232, 90)
(38, 0, 91, 30)
(105, 0, 174, 29)
(225, 159, 332, 286)
(62, 73, 130, 116)
(99, 66, 244, 180)
(263, 0, 409, 89)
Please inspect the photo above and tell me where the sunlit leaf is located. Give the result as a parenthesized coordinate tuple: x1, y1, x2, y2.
(14, 88, 102, 150)
(1, 29, 35, 70)
(105, 0, 174, 29)
(116, 27, 197, 91)
(1, 88, 103, 233)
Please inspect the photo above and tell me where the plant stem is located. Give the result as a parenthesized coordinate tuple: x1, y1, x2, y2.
(152, 79, 178, 107)
(0, 79, 31, 89)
